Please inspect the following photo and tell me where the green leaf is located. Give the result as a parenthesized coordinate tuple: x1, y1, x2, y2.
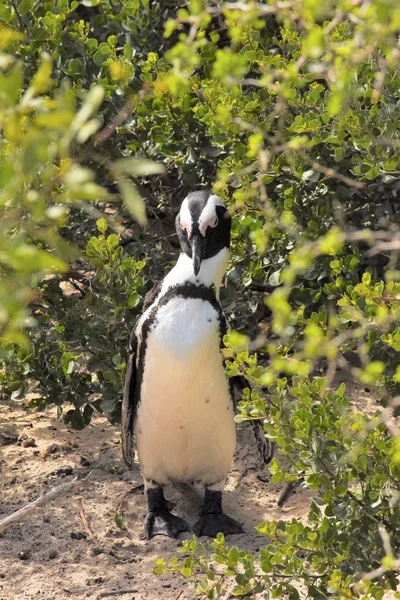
(0, 61, 23, 108)
(31, 52, 52, 94)
(113, 158, 165, 177)
(96, 218, 108, 233)
(362, 272, 371, 285)
(118, 178, 147, 227)
(9, 246, 67, 273)
(127, 292, 140, 308)
(69, 85, 104, 136)
(114, 511, 127, 530)
(224, 331, 249, 349)
(64, 409, 85, 430)
(359, 361, 385, 384)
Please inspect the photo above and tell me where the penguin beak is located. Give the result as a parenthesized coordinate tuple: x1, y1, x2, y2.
(191, 234, 203, 276)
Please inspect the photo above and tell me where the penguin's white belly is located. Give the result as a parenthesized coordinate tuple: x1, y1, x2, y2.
(135, 298, 235, 488)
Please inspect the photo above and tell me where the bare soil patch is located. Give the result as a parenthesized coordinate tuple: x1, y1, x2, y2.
(0, 375, 378, 600)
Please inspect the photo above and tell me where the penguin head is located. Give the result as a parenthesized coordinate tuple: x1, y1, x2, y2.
(175, 191, 231, 276)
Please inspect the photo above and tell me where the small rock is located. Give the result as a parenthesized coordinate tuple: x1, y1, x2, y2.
(0, 432, 18, 446)
(80, 456, 91, 467)
(48, 444, 59, 454)
(91, 547, 103, 556)
(162, 583, 171, 588)
(22, 437, 36, 448)
(89, 577, 106, 585)
(18, 550, 31, 560)
(48, 550, 58, 559)
(71, 531, 87, 540)
(56, 466, 73, 477)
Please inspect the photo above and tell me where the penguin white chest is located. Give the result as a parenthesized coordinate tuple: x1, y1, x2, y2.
(135, 297, 236, 489)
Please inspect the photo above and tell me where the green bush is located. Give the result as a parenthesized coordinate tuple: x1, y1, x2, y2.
(1, 219, 146, 424)
(1, 0, 400, 598)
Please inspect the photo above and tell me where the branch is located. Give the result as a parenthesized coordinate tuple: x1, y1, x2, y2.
(367, 238, 400, 256)
(8, 0, 24, 31)
(97, 590, 139, 598)
(358, 526, 400, 586)
(94, 100, 133, 146)
(307, 159, 366, 190)
(277, 478, 304, 507)
(208, 1, 296, 15)
(77, 497, 97, 543)
(0, 476, 84, 534)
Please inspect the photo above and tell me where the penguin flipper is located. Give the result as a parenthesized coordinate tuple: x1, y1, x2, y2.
(121, 331, 138, 468)
(143, 281, 162, 309)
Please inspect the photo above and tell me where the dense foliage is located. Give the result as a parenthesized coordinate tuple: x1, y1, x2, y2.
(1, 0, 400, 598)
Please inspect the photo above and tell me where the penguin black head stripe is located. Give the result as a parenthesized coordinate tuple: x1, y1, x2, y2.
(175, 191, 231, 276)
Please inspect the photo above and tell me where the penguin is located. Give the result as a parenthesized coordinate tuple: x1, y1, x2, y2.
(121, 190, 244, 539)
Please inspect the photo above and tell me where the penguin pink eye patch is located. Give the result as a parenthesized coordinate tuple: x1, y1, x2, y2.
(180, 220, 191, 238)
(199, 216, 218, 236)
(180, 216, 218, 238)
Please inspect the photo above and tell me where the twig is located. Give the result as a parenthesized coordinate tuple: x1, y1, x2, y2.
(277, 478, 304, 507)
(97, 590, 139, 599)
(0, 476, 83, 534)
(208, 1, 296, 15)
(378, 525, 392, 558)
(67, 279, 86, 296)
(9, 0, 24, 31)
(358, 526, 400, 585)
(95, 100, 133, 146)
(221, 584, 236, 600)
(77, 497, 97, 543)
(307, 159, 366, 190)
(116, 482, 144, 514)
(114, 482, 144, 541)
(367, 238, 400, 256)
(379, 403, 400, 438)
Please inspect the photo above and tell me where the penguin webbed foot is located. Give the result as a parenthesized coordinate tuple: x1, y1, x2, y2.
(145, 486, 188, 539)
(193, 488, 243, 537)
(145, 510, 189, 539)
(193, 512, 243, 537)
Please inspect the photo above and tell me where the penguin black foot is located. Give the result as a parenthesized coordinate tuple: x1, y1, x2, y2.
(145, 511, 189, 539)
(145, 486, 189, 539)
(193, 488, 243, 538)
(193, 512, 243, 537)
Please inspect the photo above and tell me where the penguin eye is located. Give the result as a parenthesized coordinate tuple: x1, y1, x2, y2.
(180, 221, 191, 238)
(199, 215, 219, 236)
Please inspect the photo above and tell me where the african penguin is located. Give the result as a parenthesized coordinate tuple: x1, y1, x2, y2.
(122, 191, 243, 539)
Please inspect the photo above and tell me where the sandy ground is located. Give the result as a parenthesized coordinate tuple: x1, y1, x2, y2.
(0, 376, 377, 600)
